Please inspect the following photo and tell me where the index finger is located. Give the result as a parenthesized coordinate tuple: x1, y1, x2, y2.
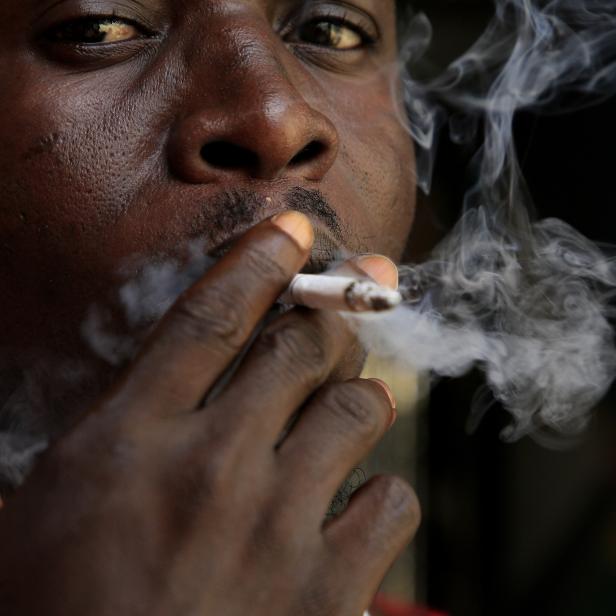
(113, 211, 314, 415)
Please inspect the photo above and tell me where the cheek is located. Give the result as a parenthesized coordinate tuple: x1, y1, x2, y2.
(0, 71, 165, 267)
(0, 71, 166, 346)
(329, 91, 416, 259)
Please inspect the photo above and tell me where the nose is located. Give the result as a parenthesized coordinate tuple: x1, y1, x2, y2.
(168, 35, 339, 184)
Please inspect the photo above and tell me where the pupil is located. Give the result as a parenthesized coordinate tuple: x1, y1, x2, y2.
(306, 22, 343, 47)
(85, 23, 106, 43)
(51, 19, 113, 44)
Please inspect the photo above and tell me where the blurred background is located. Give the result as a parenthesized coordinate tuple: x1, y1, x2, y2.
(364, 1, 616, 614)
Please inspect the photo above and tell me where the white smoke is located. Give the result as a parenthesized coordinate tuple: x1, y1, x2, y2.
(82, 241, 214, 366)
(353, 0, 616, 441)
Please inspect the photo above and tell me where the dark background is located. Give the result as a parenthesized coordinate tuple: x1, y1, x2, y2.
(405, 1, 616, 615)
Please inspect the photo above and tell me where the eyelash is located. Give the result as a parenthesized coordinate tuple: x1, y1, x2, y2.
(298, 12, 377, 48)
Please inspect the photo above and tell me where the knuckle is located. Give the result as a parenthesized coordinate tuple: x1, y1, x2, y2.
(374, 475, 421, 533)
(296, 584, 342, 616)
(258, 319, 329, 386)
(197, 443, 239, 493)
(174, 284, 250, 352)
(323, 382, 385, 440)
(171, 457, 213, 511)
(264, 507, 300, 547)
(171, 446, 235, 509)
(250, 501, 311, 563)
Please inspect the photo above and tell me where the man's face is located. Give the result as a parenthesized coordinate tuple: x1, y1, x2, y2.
(0, 0, 414, 410)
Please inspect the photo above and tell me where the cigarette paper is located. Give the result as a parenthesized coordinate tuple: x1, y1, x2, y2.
(279, 274, 402, 312)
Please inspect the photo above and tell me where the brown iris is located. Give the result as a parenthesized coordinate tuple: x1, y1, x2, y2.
(50, 18, 139, 44)
(300, 21, 363, 50)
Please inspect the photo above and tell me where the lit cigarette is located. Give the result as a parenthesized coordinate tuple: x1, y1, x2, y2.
(279, 274, 402, 312)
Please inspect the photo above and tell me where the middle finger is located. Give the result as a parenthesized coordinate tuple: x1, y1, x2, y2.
(207, 307, 355, 448)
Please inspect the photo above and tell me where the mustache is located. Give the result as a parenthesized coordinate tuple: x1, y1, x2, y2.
(206, 186, 342, 242)
(204, 186, 346, 271)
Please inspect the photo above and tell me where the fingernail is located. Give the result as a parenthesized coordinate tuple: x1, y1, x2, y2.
(369, 378, 397, 428)
(356, 255, 399, 289)
(271, 211, 314, 251)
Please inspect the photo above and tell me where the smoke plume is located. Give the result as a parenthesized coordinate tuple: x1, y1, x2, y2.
(353, 0, 616, 441)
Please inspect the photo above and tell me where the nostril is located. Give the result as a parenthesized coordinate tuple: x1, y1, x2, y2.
(290, 141, 327, 167)
(201, 141, 259, 170)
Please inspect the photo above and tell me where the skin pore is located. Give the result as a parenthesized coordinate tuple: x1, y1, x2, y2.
(0, 2, 420, 614)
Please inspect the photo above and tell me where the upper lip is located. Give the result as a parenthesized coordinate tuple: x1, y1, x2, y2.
(208, 218, 344, 274)
(147, 182, 349, 274)
(197, 187, 346, 272)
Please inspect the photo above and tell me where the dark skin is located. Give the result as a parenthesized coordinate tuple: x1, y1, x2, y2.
(0, 1, 419, 614)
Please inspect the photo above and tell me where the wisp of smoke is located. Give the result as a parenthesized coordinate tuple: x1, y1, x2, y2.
(353, 0, 616, 441)
(82, 241, 214, 366)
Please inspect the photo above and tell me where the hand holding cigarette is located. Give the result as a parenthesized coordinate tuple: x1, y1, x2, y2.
(0, 213, 418, 616)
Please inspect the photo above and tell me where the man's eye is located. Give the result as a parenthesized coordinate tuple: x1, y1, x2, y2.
(298, 19, 366, 50)
(47, 18, 142, 45)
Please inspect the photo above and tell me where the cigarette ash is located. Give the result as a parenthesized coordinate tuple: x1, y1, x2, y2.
(344, 280, 402, 312)
(350, 0, 616, 442)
